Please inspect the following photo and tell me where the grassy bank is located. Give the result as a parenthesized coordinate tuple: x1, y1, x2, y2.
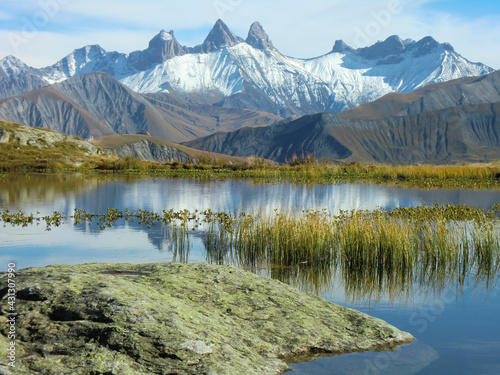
(156, 160, 500, 189)
(202, 205, 500, 296)
(2, 160, 499, 189)
(1, 120, 499, 188)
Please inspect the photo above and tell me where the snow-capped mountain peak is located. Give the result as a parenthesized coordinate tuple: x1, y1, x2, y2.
(356, 35, 406, 59)
(1, 55, 27, 67)
(0, 21, 495, 117)
(141, 29, 186, 65)
(195, 19, 244, 53)
(0, 55, 30, 75)
(40, 44, 109, 83)
(157, 29, 174, 41)
(412, 36, 441, 57)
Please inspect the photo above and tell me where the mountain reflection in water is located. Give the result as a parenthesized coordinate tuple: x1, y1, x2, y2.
(1, 173, 499, 375)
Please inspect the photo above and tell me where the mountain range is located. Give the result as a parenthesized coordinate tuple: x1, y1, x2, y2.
(183, 70, 500, 164)
(0, 19, 498, 165)
(0, 72, 281, 142)
(0, 20, 493, 117)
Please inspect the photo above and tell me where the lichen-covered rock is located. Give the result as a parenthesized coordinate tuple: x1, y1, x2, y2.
(0, 263, 414, 374)
(0, 122, 101, 154)
(0, 121, 113, 165)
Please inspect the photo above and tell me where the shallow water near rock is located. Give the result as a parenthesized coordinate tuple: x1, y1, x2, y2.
(1, 173, 499, 374)
(1, 262, 414, 374)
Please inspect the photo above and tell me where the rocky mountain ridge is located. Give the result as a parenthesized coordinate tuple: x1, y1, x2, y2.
(183, 70, 500, 164)
(0, 72, 281, 142)
(0, 20, 493, 116)
(0, 120, 102, 155)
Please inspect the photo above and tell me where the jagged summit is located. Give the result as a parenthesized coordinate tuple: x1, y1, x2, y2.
(412, 36, 441, 57)
(0, 55, 30, 75)
(442, 42, 455, 52)
(1, 55, 26, 65)
(122, 30, 187, 71)
(332, 40, 353, 53)
(73, 44, 107, 56)
(145, 29, 186, 63)
(0, 21, 494, 117)
(246, 22, 275, 51)
(356, 35, 406, 59)
(196, 19, 244, 53)
(157, 30, 174, 41)
(341, 35, 457, 61)
(42, 44, 107, 77)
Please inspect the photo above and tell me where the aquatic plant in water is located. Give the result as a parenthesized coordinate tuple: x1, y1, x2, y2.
(1, 204, 499, 301)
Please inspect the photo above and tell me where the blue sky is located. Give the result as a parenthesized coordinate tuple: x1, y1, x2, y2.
(423, 0, 499, 18)
(1, 0, 499, 69)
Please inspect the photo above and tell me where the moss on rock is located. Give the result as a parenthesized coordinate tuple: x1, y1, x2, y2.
(0, 263, 413, 374)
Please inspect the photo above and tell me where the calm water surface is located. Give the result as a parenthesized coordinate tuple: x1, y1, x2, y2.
(1, 173, 499, 374)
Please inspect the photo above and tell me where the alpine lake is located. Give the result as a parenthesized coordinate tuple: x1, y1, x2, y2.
(1, 173, 499, 375)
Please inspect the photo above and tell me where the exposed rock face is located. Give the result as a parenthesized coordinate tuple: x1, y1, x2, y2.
(129, 30, 187, 70)
(0, 72, 283, 143)
(0, 263, 414, 375)
(184, 113, 354, 162)
(109, 138, 192, 162)
(356, 35, 406, 59)
(0, 21, 492, 117)
(332, 40, 354, 53)
(0, 121, 103, 156)
(184, 70, 500, 164)
(0, 56, 48, 99)
(184, 107, 500, 164)
(246, 22, 276, 51)
(194, 19, 245, 53)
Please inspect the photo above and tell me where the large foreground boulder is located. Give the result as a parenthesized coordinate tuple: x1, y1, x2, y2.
(0, 263, 414, 374)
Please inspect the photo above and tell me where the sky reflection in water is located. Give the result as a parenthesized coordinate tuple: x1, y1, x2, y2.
(1, 174, 499, 375)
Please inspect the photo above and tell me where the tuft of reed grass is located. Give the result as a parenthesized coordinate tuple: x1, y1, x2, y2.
(2, 205, 499, 300)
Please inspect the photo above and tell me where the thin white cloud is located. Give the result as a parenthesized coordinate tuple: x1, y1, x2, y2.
(0, 29, 155, 67)
(54, 0, 225, 29)
(0, 0, 498, 69)
(379, 8, 500, 68)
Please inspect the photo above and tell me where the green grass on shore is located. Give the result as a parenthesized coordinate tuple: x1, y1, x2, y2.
(1, 119, 499, 188)
(2, 159, 500, 189)
(140, 160, 500, 189)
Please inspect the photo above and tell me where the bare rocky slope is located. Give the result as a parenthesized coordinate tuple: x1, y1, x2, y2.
(0, 121, 239, 166)
(183, 70, 500, 164)
(0, 72, 282, 143)
(0, 121, 100, 155)
(91, 134, 246, 163)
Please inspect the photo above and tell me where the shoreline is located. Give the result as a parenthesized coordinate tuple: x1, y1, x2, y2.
(0, 262, 414, 375)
